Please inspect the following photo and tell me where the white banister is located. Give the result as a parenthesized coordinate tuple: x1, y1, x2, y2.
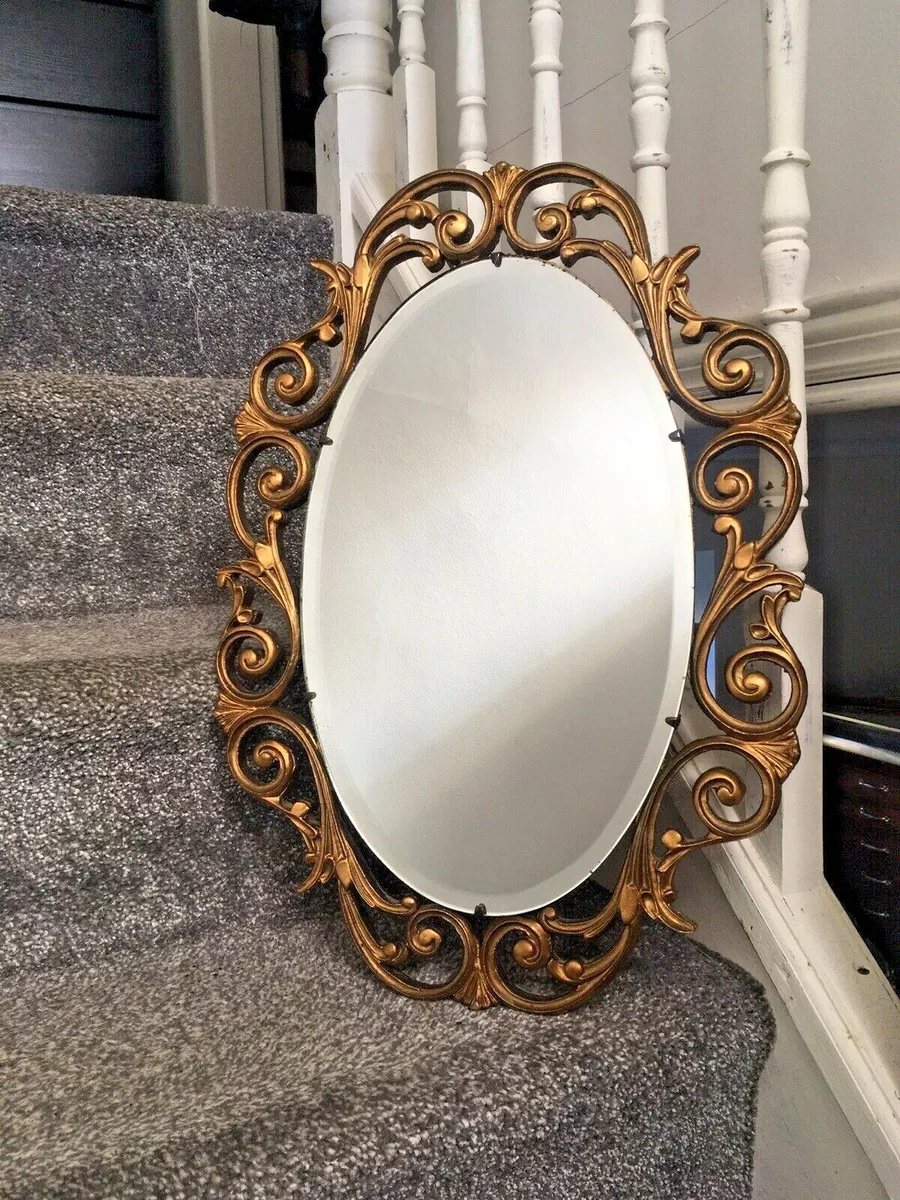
(759, 0, 811, 579)
(529, 0, 564, 207)
(393, 1, 438, 186)
(315, 0, 396, 260)
(629, 0, 671, 261)
(455, 0, 489, 174)
(756, 0, 822, 899)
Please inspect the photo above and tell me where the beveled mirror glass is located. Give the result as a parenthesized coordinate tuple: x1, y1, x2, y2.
(216, 162, 807, 1013)
(302, 257, 693, 915)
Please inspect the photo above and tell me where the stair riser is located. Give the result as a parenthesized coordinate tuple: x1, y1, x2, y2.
(0, 187, 332, 378)
(0, 373, 316, 621)
(0, 655, 317, 976)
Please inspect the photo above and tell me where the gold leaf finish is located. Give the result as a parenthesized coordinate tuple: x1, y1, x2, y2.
(215, 162, 807, 1013)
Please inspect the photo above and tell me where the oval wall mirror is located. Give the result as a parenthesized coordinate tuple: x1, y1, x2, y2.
(216, 162, 807, 1013)
(302, 257, 694, 916)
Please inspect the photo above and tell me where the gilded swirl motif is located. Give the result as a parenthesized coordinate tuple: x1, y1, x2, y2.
(215, 161, 807, 1013)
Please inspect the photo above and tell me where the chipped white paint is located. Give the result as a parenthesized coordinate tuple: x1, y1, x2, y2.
(629, 0, 671, 261)
(759, 0, 812, 578)
(529, 0, 565, 207)
(322, 0, 393, 94)
(315, 0, 395, 260)
(393, 1, 438, 186)
(455, 0, 489, 173)
(755, 0, 822, 896)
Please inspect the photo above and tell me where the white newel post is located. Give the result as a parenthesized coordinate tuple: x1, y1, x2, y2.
(629, 0, 671, 261)
(316, 0, 395, 261)
(393, 2, 438, 186)
(529, 0, 564, 207)
(756, 0, 823, 894)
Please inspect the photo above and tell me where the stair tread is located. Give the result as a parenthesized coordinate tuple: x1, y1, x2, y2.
(0, 186, 332, 378)
(0, 913, 772, 1200)
(0, 645, 772, 1198)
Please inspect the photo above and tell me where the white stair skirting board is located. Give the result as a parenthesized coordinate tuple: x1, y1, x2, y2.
(673, 705, 900, 1200)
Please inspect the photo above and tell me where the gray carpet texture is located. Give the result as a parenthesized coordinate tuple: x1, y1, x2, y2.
(0, 371, 243, 620)
(1, 896, 774, 1200)
(0, 653, 311, 977)
(0, 187, 331, 378)
(0, 186, 775, 1199)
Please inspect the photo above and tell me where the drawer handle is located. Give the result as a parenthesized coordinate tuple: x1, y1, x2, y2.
(860, 869, 893, 887)
(859, 806, 891, 823)
(860, 904, 891, 919)
(860, 840, 890, 855)
(858, 779, 891, 794)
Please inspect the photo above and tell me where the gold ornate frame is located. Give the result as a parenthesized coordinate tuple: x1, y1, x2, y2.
(215, 162, 807, 1013)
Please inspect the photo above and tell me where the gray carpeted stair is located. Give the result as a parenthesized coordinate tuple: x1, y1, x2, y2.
(0, 184, 775, 1199)
(0, 372, 243, 620)
(1, 911, 773, 1200)
(0, 187, 331, 378)
(0, 654, 312, 977)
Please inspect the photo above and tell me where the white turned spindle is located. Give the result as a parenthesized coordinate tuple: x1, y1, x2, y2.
(393, 2, 438, 186)
(455, 0, 489, 173)
(398, 0, 426, 66)
(756, 0, 822, 898)
(629, 0, 671, 261)
(322, 0, 393, 97)
(315, 0, 395, 260)
(529, 0, 564, 207)
(759, 0, 811, 577)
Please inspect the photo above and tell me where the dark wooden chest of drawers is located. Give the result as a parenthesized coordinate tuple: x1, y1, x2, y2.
(823, 732, 900, 988)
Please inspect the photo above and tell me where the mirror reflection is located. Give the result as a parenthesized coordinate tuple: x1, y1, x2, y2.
(302, 258, 694, 914)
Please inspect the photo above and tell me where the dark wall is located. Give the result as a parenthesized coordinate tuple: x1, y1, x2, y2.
(687, 409, 900, 706)
(806, 407, 900, 704)
(0, 0, 162, 197)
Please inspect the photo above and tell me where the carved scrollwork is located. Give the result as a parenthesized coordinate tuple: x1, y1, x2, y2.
(215, 162, 808, 1013)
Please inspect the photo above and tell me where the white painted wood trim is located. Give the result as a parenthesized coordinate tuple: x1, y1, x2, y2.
(257, 25, 286, 211)
(393, 2, 438, 186)
(322, 0, 394, 95)
(807, 374, 900, 413)
(197, 5, 285, 208)
(629, 0, 671, 261)
(160, 1, 285, 209)
(349, 172, 432, 299)
(672, 700, 900, 1198)
(529, 0, 564, 207)
(759, 0, 811, 578)
(823, 736, 900, 768)
(709, 849, 900, 1200)
(316, 0, 395, 261)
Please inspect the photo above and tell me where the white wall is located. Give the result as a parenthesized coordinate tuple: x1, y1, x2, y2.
(426, 0, 900, 320)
